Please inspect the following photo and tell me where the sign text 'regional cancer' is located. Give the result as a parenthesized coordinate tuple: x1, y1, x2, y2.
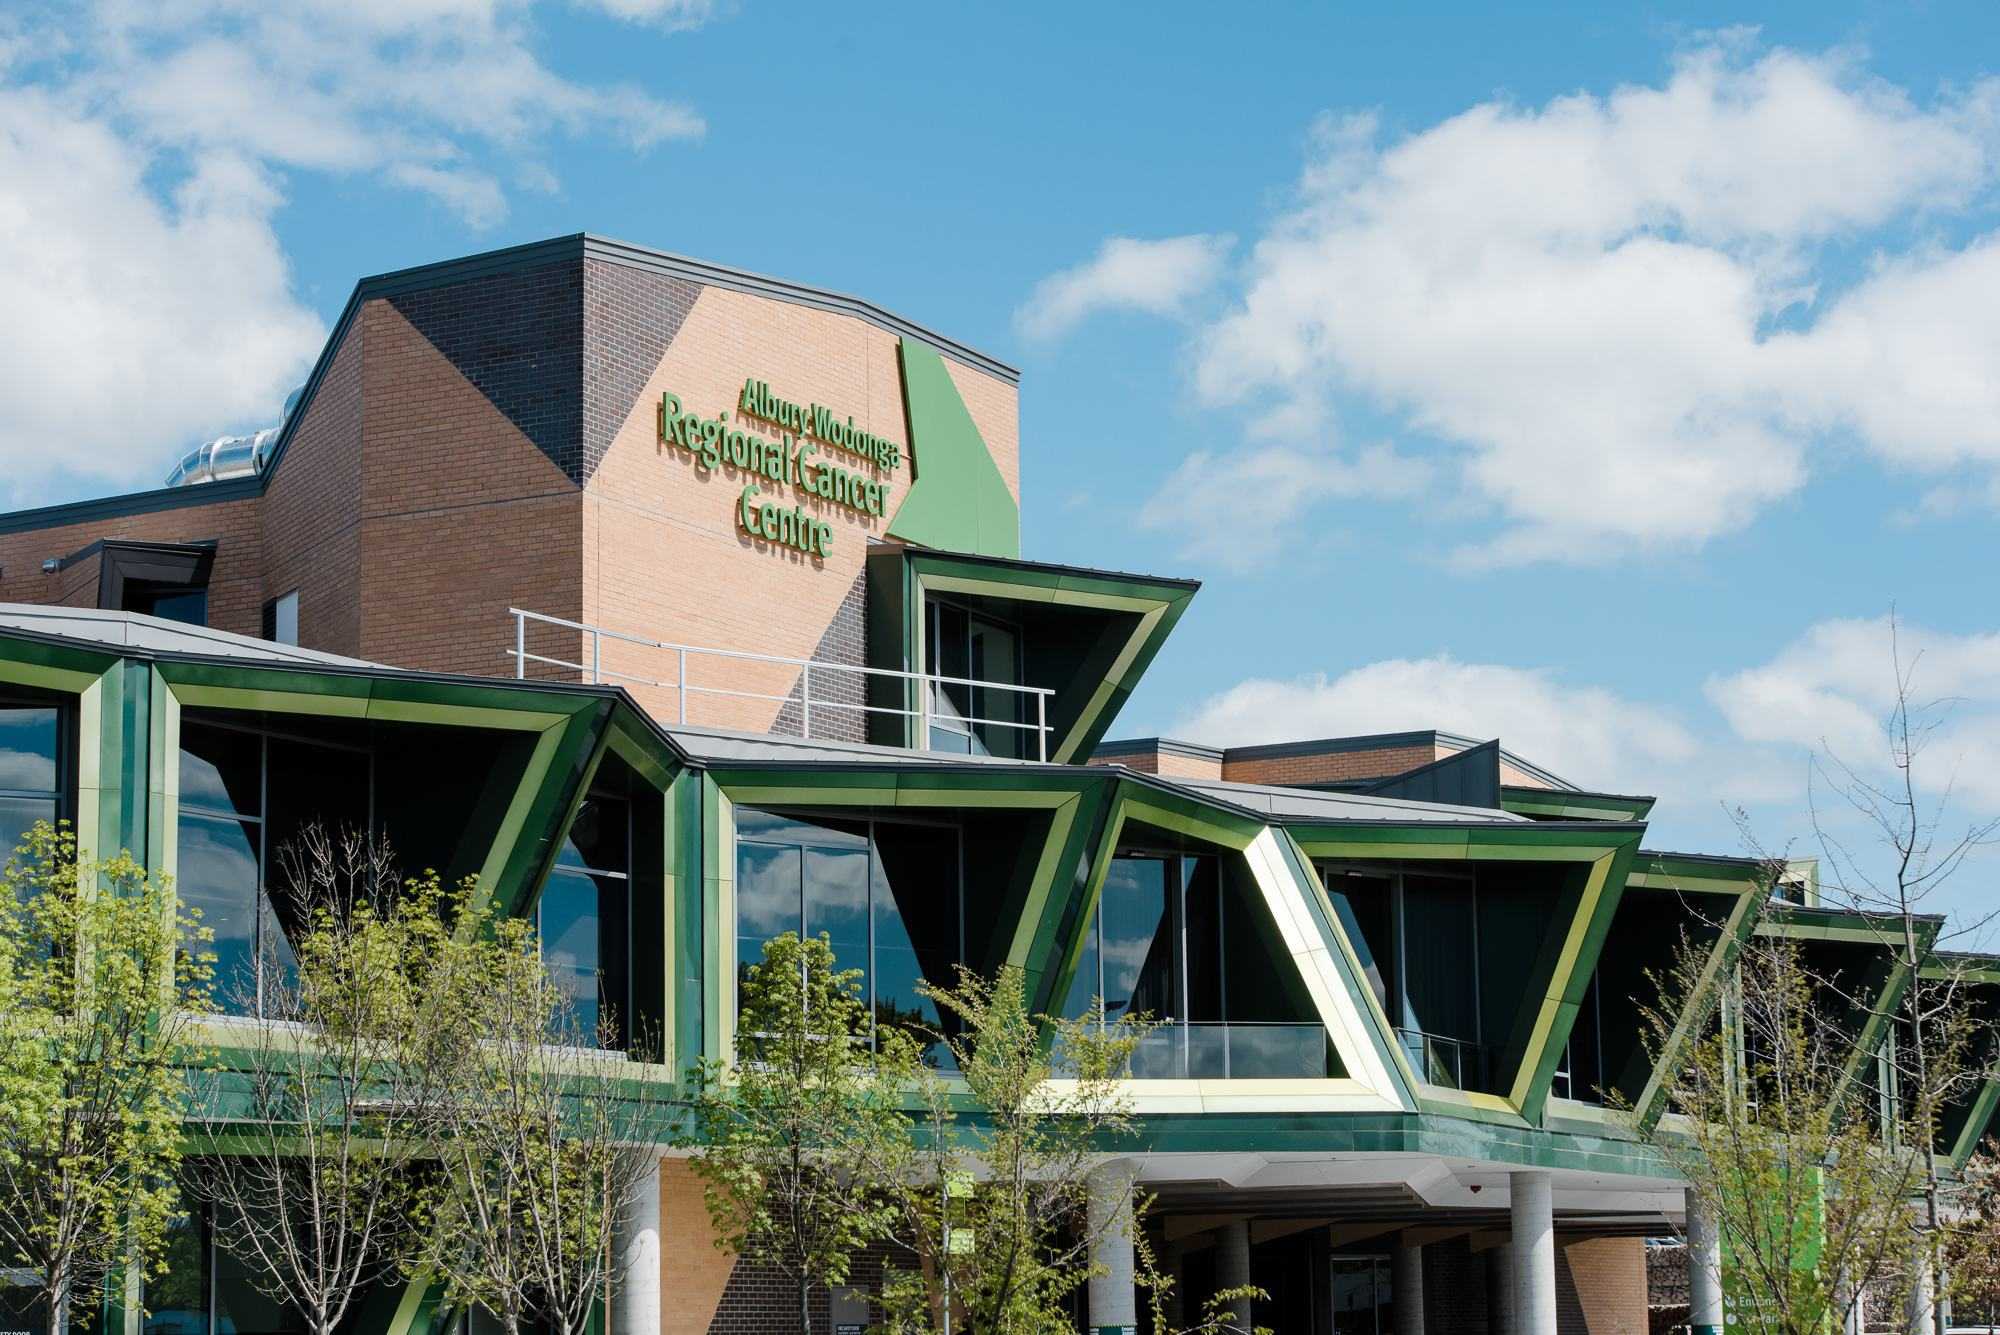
(656, 378, 899, 560)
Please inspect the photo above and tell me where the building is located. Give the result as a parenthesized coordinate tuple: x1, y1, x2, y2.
(0, 233, 1992, 1335)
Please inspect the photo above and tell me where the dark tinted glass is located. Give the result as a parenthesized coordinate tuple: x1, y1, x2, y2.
(556, 794, 631, 875)
(1182, 855, 1223, 1023)
(143, 1195, 208, 1335)
(0, 706, 59, 792)
(1402, 874, 1477, 1042)
(1099, 857, 1174, 1023)
(133, 588, 208, 627)
(178, 811, 259, 1013)
(213, 1217, 306, 1335)
(264, 738, 369, 871)
(540, 869, 605, 1042)
(1325, 871, 1395, 1015)
(180, 723, 262, 817)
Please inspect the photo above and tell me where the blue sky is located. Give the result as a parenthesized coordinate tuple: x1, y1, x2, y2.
(4, 1, 2000, 922)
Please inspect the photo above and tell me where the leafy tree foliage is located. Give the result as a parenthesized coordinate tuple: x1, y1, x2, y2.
(0, 823, 211, 1335)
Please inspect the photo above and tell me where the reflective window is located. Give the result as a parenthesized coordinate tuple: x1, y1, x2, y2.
(734, 807, 960, 1054)
(539, 788, 630, 1046)
(924, 599, 1025, 759)
(177, 716, 371, 1016)
(1065, 851, 1331, 1079)
(0, 698, 66, 856)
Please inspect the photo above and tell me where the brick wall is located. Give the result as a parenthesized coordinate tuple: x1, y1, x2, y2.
(1560, 1236, 1649, 1335)
(1222, 744, 1439, 787)
(0, 251, 1025, 747)
(263, 319, 365, 655)
(1423, 1237, 1493, 1333)
(0, 496, 266, 637)
(356, 298, 585, 676)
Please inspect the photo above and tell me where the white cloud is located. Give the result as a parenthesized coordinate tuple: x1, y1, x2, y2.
(1162, 42, 2000, 568)
(1174, 655, 1702, 799)
(1137, 440, 1431, 573)
(0, 0, 712, 501)
(1707, 616, 2000, 811)
(1015, 234, 1233, 342)
(0, 88, 324, 503)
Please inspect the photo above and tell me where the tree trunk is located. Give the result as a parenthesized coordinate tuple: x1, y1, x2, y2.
(798, 1275, 811, 1335)
(48, 1276, 68, 1335)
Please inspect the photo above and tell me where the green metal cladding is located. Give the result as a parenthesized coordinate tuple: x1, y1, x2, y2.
(3, 623, 1998, 1176)
(886, 338, 1020, 559)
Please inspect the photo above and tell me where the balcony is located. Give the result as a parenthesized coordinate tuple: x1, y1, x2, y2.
(1057, 1023, 1336, 1081)
(506, 609, 1056, 760)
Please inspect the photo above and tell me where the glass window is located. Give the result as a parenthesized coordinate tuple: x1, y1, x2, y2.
(143, 1195, 209, 1335)
(130, 586, 208, 627)
(0, 699, 66, 857)
(212, 1212, 306, 1335)
(734, 807, 961, 1055)
(924, 599, 1025, 758)
(538, 785, 631, 1048)
(262, 591, 299, 646)
(177, 716, 371, 1017)
(0, 705, 59, 793)
(177, 810, 260, 1007)
(1098, 857, 1173, 1023)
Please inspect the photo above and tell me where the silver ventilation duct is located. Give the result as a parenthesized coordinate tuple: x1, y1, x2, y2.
(164, 385, 304, 488)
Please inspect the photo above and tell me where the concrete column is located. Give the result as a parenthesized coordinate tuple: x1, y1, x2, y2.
(1393, 1240, 1425, 1335)
(1086, 1162, 1138, 1335)
(1905, 1240, 1937, 1335)
(611, 1154, 662, 1335)
(1487, 1242, 1515, 1335)
(1216, 1220, 1253, 1334)
(1686, 1190, 1723, 1335)
(1511, 1171, 1556, 1335)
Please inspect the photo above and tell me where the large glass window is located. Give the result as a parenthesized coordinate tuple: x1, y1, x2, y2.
(177, 716, 370, 1015)
(924, 599, 1025, 759)
(142, 1193, 305, 1335)
(0, 694, 66, 855)
(1065, 851, 1331, 1079)
(539, 784, 631, 1047)
(734, 807, 961, 1056)
(1323, 862, 1546, 1092)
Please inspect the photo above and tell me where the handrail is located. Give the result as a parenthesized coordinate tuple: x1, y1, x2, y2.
(507, 608, 1055, 761)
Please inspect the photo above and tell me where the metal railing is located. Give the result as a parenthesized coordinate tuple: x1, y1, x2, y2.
(1395, 1027, 1487, 1090)
(507, 608, 1056, 761)
(1057, 1023, 1335, 1080)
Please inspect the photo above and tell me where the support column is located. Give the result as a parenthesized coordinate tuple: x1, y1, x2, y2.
(1686, 1190, 1722, 1335)
(1393, 1239, 1424, 1335)
(1905, 1240, 1937, 1335)
(1087, 1162, 1138, 1335)
(1487, 1242, 1515, 1335)
(1216, 1220, 1253, 1334)
(611, 1155, 662, 1335)
(1511, 1171, 1556, 1335)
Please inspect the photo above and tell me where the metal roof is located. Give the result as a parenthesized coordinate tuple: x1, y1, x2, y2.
(0, 604, 382, 669)
(1163, 775, 1529, 825)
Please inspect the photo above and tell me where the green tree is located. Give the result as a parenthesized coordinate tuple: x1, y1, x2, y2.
(0, 821, 212, 1335)
(683, 932, 920, 1335)
(1637, 929, 1973, 1335)
(421, 904, 665, 1335)
(873, 967, 1229, 1335)
(181, 826, 468, 1335)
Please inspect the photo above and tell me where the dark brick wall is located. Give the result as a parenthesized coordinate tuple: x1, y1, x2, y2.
(706, 1234, 909, 1334)
(388, 258, 585, 482)
(771, 566, 869, 743)
(581, 259, 699, 483)
(1426, 1237, 1494, 1334)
